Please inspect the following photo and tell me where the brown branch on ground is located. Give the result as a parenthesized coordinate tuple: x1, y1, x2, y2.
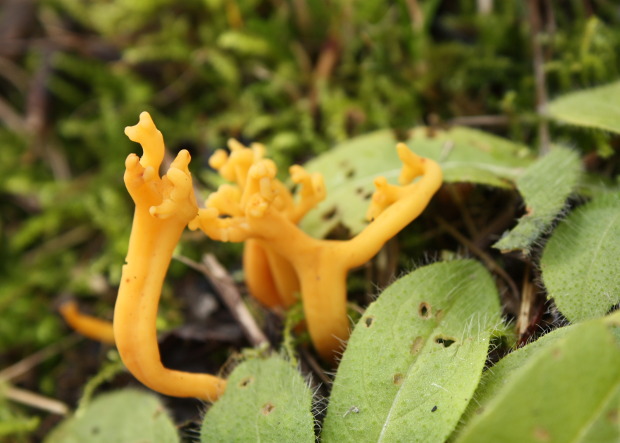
(175, 254, 268, 347)
(5, 386, 69, 416)
(0, 335, 80, 382)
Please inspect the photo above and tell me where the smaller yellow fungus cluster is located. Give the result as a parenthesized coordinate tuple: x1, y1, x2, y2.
(61, 111, 442, 401)
(190, 139, 326, 309)
(191, 138, 442, 362)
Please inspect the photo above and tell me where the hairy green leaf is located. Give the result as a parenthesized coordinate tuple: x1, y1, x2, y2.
(548, 80, 620, 133)
(45, 389, 178, 443)
(455, 318, 620, 443)
(201, 355, 314, 442)
(322, 260, 501, 443)
(301, 127, 532, 238)
(456, 325, 573, 433)
(541, 192, 620, 321)
(493, 146, 581, 253)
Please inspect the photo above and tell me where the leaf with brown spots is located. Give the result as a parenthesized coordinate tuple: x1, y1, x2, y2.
(201, 355, 314, 443)
(322, 260, 501, 442)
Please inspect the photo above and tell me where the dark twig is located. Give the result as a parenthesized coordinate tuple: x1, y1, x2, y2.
(298, 347, 331, 386)
(436, 217, 520, 302)
(473, 195, 518, 249)
(527, 0, 550, 154)
(448, 115, 510, 127)
(0, 335, 80, 382)
(0, 0, 36, 59)
(446, 184, 478, 240)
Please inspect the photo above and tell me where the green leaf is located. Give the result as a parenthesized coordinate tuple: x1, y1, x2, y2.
(541, 192, 620, 322)
(301, 127, 532, 238)
(415, 127, 533, 187)
(201, 355, 315, 443)
(455, 325, 573, 433)
(548, 80, 620, 133)
(321, 260, 501, 443)
(454, 318, 620, 443)
(45, 389, 179, 443)
(493, 146, 582, 253)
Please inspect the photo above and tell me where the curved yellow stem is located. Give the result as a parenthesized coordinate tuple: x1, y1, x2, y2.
(242, 240, 282, 308)
(114, 112, 226, 401)
(59, 301, 115, 344)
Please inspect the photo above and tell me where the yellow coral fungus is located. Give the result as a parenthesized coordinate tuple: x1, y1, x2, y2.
(112, 111, 440, 394)
(191, 141, 442, 362)
(59, 300, 115, 345)
(200, 140, 326, 309)
(114, 112, 225, 401)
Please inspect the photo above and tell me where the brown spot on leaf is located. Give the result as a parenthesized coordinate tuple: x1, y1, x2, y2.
(261, 402, 275, 415)
(393, 373, 404, 385)
(435, 335, 456, 347)
(339, 160, 355, 179)
(411, 336, 424, 355)
(418, 302, 432, 319)
(239, 376, 254, 388)
(321, 206, 337, 221)
(533, 427, 550, 442)
(364, 316, 374, 328)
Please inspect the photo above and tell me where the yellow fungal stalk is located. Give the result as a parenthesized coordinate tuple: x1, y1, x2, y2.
(191, 142, 442, 362)
(59, 300, 115, 345)
(114, 112, 225, 401)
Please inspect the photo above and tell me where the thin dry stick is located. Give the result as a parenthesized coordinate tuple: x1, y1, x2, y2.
(473, 198, 517, 250)
(517, 262, 534, 338)
(527, 0, 550, 154)
(448, 115, 509, 127)
(446, 184, 479, 240)
(0, 335, 80, 382)
(477, 0, 494, 15)
(436, 217, 520, 302)
(5, 386, 69, 415)
(405, 0, 424, 31)
(175, 254, 268, 347)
